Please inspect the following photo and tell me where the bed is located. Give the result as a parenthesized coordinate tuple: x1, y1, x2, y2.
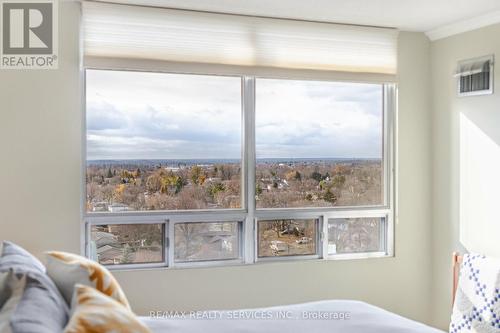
(141, 300, 445, 333)
(137, 252, 486, 333)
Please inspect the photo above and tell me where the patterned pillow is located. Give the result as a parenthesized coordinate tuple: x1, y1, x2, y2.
(45, 251, 130, 309)
(64, 284, 150, 333)
(450, 254, 500, 333)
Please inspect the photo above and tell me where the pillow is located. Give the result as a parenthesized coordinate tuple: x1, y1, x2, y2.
(0, 241, 45, 275)
(0, 270, 69, 333)
(0, 271, 10, 308)
(450, 253, 500, 333)
(0, 271, 25, 332)
(45, 251, 130, 309)
(64, 284, 150, 333)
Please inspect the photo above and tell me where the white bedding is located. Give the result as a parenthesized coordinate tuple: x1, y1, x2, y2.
(141, 300, 445, 333)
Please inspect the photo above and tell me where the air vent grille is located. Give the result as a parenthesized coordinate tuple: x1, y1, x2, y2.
(455, 55, 494, 97)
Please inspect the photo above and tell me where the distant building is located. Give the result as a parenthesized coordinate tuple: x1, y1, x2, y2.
(108, 203, 130, 212)
(90, 230, 122, 264)
(207, 177, 222, 183)
(165, 167, 180, 173)
(92, 202, 108, 212)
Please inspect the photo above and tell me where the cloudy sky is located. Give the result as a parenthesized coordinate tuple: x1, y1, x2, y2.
(86, 70, 383, 160)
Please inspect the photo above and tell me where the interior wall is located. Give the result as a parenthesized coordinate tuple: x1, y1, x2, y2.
(0, 3, 82, 254)
(430, 23, 500, 329)
(0, 2, 434, 325)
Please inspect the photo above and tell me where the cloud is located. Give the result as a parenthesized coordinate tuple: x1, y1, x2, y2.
(255, 78, 382, 158)
(86, 70, 383, 160)
(86, 101, 127, 131)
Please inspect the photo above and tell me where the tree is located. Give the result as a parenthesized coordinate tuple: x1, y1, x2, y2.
(177, 224, 195, 259)
(323, 189, 337, 203)
(311, 171, 323, 182)
(120, 244, 133, 264)
(332, 174, 346, 188)
(256, 183, 263, 195)
(86, 182, 98, 205)
(190, 166, 206, 185)
(160, 174, 183, 194)
(285, 170, 301, 182)
(113, 184, 126, 203)
(208, 182, 225, 198)
(106, 168, 113, 178)
(270, 220, 285, 238)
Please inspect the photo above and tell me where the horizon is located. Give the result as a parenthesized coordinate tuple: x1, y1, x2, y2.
(87, 157, 382, 162)
(86, 157, 382, 167)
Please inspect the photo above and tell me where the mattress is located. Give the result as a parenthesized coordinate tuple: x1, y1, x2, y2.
(141, 300, 445, 333)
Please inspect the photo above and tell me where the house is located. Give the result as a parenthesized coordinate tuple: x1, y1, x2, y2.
(107, 203, 130, 213)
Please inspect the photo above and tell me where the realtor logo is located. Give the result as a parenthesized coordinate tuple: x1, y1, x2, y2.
(1, 0, 58, 69)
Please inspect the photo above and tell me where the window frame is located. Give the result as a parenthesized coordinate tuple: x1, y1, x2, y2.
(172, 219, 244, 266)
(255, 216, 322, 261)
(82, 66, 396, 270)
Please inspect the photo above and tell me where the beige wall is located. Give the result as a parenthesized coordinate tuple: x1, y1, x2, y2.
(0, 2, 435, 326)
(430, 23, 500, 329)
(0, 3, 82, 254)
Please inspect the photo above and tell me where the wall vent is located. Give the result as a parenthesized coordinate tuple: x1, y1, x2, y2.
(455, 55, 494, 97)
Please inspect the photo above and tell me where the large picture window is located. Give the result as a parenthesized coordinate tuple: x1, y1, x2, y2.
(84, 69, 394, 269)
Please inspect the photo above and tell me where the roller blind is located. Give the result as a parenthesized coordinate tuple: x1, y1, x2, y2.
(82, 1, 398, 77)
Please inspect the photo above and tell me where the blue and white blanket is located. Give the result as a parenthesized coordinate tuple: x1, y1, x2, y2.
(450, 254, 500, 333)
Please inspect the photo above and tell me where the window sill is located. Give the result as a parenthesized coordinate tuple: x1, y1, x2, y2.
(104, 252, 393, 272)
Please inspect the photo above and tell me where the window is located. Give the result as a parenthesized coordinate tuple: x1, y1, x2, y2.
(257, 219, 318, 258)
(84, 69, 394, 268)
(86, 69, 242, 212)
(174, 222, 241, 263)
(255, 79, 384, 208)
(327, 217, 385, 255)
(90, 224, 165, 265)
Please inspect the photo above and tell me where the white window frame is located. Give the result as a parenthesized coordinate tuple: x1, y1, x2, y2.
(82, 67, 396, 270)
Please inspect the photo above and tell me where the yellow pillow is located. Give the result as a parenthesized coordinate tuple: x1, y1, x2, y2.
(65, 284, 150, 333)
(45, 251, 130, 309)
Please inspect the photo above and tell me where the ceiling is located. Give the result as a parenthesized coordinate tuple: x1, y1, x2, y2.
(98, 0, 500, 34)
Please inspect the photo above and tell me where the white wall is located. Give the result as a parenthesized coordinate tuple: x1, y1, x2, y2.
(0, 3, 435, 325)
(430, 23, 500, 329)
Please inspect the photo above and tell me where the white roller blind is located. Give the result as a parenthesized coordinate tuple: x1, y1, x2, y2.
(82, 1, 398, 77)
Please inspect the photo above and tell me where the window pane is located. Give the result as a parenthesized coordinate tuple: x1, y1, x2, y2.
(258, 219, 317, 258)
(174, 222, 240, 262)
(86, 70, 242, 212)
(255, 79, 383, 208)
(90, 224, 164, 265)
(328, 217, 384, 254)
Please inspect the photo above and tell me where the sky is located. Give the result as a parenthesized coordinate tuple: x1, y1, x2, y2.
(86, 69, 383, 160)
